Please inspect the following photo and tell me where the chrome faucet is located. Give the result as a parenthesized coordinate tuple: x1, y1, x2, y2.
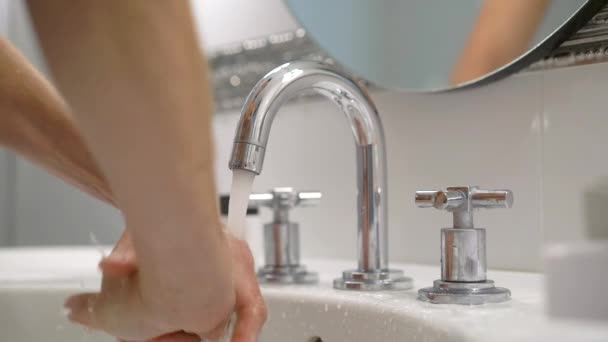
(250, 187, 321, 285)
(415, 186, 513, 304)
(229, 61, 412, 291)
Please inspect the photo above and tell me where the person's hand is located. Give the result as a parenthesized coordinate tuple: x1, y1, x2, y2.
(64, 229, 235, 341)
(66, 230, 267, 342)
(224, 234, 268, 341)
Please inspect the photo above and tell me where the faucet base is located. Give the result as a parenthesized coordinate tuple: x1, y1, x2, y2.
(418, 279, 511, 305)
(258, 265, 319, 285)
(333, 269, 413, 291)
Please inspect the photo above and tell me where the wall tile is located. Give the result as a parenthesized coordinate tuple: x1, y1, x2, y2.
(0, 150, 16, 245)
(14, 159, 122, 246)
(378, 73, 543, 271)
(542, 63, 608, 242)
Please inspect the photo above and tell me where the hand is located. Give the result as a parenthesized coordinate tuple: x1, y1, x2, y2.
(64, 229, 235, 341)
(66, 230, 267, 342)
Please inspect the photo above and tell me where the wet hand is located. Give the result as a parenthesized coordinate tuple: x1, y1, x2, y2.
(66, 230, 267, 342)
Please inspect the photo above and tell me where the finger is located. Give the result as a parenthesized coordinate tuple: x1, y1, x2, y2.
(201, 317, 233, 341)
(110, 230, 137, 261)
(223, 237, 267, 342)
(231, 297, 267, 342)
(64, 293, 100, 329)
(100, 230, 138, 277)
(99, 257, 137, 278)
(231, 268, 267, 341)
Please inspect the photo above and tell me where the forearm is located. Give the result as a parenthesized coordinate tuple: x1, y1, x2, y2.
(28, 0, 223, 280)
(0, 38, 114, 205)
(451, 0, 550, 84)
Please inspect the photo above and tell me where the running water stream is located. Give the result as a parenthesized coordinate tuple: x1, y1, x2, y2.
(223, 168, 256, 341)
(227, 169, 256, 239)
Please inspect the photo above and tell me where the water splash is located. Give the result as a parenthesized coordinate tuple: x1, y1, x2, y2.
(89, 232, 106, 258)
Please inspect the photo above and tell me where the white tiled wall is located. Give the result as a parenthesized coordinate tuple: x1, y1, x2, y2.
(2, 0, 607, 272)
(0, 151, 15, 246)
(542, 65, 608, 242)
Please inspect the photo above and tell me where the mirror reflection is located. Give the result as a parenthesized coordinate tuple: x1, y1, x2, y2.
(286, 0, 604, 91)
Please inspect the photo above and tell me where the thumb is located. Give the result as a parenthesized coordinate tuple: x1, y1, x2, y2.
(100, 230, 137, 277)
(64, 293, 100, 329)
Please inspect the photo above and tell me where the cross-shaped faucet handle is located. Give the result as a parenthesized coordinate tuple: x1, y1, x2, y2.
(415, 186, 513, 228)
(249, 187, 322, 223)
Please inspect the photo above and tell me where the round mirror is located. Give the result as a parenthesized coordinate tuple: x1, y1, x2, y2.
(285, 0, 605, 91)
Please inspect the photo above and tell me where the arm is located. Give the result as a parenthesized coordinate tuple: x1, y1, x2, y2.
(0, 38, 113, 205)
(27, 0, 222, 273)
(27, 0, 245, 339)
(451, 0, 551, 85)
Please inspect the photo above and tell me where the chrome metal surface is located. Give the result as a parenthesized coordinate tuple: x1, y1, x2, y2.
(264, 222, 300, 267)
(333, 269, 413, 291)
(257, 265, 318, 284)
(416, 186, 513, 304)
(229, 143, 266, 174)
(249, 187, 321, 284)
(229, 62, 410, 291)
(442, 228, 486, 282)
(415, 186, 513, 229)
(418, 280, 511, 305)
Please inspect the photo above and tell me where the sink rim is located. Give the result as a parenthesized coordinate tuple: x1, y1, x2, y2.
(1, 247, 608, 342)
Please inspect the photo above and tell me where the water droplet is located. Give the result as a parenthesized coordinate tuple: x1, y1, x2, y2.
(281, 312, 286, 319)
(89, 232, 106, 257)
(324, 304, 329, 312)
(344, 311, 348, 317)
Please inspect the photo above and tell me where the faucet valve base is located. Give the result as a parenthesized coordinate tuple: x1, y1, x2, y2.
(258, 265, 318, 285)
(333, 269, 413, 291)
(251, 187, 322, 285)
(418, 280, 511, 305)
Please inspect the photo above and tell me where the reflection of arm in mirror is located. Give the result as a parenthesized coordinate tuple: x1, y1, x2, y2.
(451, 0, 551, 85)
(0, 0, 267, 340)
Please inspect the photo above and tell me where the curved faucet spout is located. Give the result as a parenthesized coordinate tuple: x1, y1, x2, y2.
(229, 61, 410, 289)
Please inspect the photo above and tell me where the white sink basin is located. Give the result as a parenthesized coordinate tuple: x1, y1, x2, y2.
(1, 247, 607, 342)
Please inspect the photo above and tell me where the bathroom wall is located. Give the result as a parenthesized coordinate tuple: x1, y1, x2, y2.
(1, 0, 607, 272)
(0, 151, 15, 246)
(541, 65, 608, 242)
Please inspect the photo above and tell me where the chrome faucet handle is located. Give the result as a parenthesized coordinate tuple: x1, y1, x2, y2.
(416, 185, 513, 305)
(250, 187, 321, 218)
(252, 187, 321, 285)
(415, 186, 513, 228)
